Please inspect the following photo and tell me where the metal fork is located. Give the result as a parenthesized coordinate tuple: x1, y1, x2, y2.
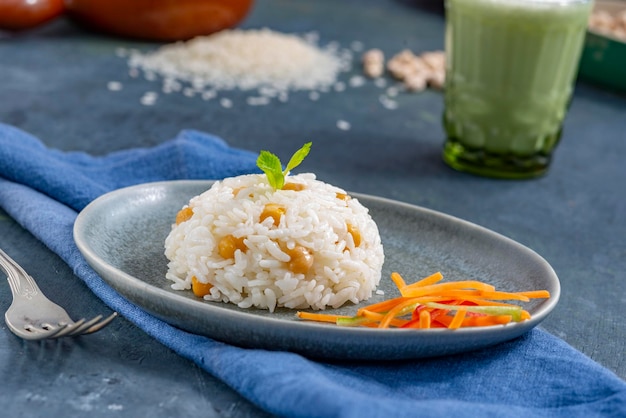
(0, 248, 117, 340)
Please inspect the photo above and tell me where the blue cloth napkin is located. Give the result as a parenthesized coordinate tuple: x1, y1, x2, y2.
(1, 123, 625, 418)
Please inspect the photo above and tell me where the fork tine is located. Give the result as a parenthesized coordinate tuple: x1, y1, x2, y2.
(65, 315, 103, 336)
(15, 323, 70, 340)
(81, 312, 118, 335)
(48, 318, 87, 338)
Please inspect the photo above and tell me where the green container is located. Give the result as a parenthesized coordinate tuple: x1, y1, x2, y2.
(578, 1, 626, 93)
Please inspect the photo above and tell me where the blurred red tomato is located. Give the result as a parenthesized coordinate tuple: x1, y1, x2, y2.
(64, 0, 254, 41)
(0, 0, 65, 31)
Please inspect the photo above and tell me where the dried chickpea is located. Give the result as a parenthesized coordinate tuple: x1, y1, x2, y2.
(427, 71, 446, 90)
(347, 224, 362, 247)
(405, 73, 428, 92)
(218, 235, 247, 259)
(588, 9, 626, 40)
(191, 275, 213, 298)
(362, 48, 385, 78)
(286, 245, 314, 274)
(421, 51, 445, 71)
(260, 203, 286, 226)
(370, 47, 446, 93)
(175, 207, 194, 225)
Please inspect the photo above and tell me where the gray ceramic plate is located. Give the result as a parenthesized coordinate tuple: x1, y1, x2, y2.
(74, 180, 560, 360)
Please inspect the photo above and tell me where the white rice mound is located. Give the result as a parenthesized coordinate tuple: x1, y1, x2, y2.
(164, 173, 384, 312)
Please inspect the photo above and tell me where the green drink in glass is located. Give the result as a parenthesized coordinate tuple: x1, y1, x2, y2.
(442, 0, 593, 179)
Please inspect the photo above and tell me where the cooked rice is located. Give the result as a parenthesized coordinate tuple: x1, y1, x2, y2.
(164, 173, 384, 312)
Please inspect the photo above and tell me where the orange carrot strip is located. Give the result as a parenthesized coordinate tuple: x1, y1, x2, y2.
(421, 289, 483, 299)
(389, 318, 410, 327)
(448, 310, 467, 329)
(390, 272, 407, 290)
(361, 322, 382, 328)
(521, 310, 531, 320)
(464, 315, 513, 327)
(296, 312, 349, 323)
(419, 310, 431, 329)
(359, 309, 383, 319)
(402, 280, 496, 298)
(356, 296, 412, 315)
(401, 271, 444, 290)
(352, 310, 408, 327)
(477, 290, 530, 302)
(378, 298, 423, 328)
(457, 297, 521, 307)
(516, 290, 551, 299)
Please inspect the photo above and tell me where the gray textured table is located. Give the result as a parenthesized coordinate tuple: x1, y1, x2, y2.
(1, 0, 624, 416)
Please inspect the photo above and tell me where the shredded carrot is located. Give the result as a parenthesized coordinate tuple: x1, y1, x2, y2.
(448, 309, 467, 329)
(516, 290, 551, 299)
(457, 297, 521, 307)
(296, 312, 349, 323)
(360, 310, 408, 327)
(390, 272, 407, 289)
(402, 271, 444, 289)
(477, 290, 530, 302)
(419, 310, 431, 329)
(378, 298, 423, 328)
(296, 271, 550, 331)
(356, 296, 411, 315)
(401, 280, 496, 298)
(466, 315, 513, 327)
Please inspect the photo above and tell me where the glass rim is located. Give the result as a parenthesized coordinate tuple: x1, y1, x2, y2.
(447, 0, 593, 4)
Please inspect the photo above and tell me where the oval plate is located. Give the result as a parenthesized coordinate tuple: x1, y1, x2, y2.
(74, 180, 560, 360)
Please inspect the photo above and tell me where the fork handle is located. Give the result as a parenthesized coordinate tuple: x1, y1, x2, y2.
(0, 248, 42, 300)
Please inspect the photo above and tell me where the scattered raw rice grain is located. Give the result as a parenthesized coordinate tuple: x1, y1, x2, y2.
(140, 91, 158, 106)
(337, 120, 352, 131)
(202, 90, 217, 100)
(379, 95, 398, 110)
(107, 81, 123, 91)
(374, 78, 387, 88)
(246, 96, 271, 106)
(349, 75, 366, 88)
(386, 86, 399, 97)
(220, 98, 233, 108)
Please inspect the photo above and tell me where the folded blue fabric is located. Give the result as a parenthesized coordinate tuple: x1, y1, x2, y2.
(1, 123, 625, 418)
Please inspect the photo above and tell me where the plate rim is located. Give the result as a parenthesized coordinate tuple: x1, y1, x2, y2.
(74, 180, 561, 358)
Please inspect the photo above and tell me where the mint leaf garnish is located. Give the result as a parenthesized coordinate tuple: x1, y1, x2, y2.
(256, 142, 312, 190)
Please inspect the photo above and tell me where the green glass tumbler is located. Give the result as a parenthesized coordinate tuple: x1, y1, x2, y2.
(442, 0, 594, 179)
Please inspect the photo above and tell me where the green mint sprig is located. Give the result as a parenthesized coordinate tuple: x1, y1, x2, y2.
(257, 142, 312, 190)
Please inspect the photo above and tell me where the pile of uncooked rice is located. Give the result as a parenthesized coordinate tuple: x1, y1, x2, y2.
(164, 173, 384, 312)
(128, 28, 345, 93)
